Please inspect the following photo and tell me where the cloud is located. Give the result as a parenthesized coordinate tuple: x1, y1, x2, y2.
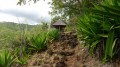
(0, 0, 51, 24)
(0, 8, 42, 22)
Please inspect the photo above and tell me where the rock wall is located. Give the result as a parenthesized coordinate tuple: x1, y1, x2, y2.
(60, 31, 78, 48)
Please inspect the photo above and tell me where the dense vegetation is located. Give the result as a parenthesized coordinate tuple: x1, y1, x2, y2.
(0, 0, 120, 66)
(49, 0, 120, 63)
(0, 22, 59, 67)
(78, 0, 120, 62)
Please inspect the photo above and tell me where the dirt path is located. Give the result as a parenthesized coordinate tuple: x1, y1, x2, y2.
(27, 32, 119, 67)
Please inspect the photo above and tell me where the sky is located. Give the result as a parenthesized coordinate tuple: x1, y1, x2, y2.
(0, 0, 51, 25)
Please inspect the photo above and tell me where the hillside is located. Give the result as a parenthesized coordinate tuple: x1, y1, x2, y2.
(0, 22, 35, 31)
(0, 22, 37, 49)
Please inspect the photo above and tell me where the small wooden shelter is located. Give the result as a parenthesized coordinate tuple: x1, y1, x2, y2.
(52, 20, 66, 31)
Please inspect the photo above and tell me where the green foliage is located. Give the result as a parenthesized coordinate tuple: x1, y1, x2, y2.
(50, 0, 103, 25)
(0, 22, 34, 31)
(104, 30, 117, 62)
(12, 38, 29, 66)
(17, 0, 39, 5)
(51, 16, 63, 26)
(29, 33, 48, 52)
(14, 46, 28, 65)
(78, 0, 120, 62)
(0, 22, 50, 66)
(0, 22, 34, 49)
(0, 50, 16, 67)
(16, 54, 28, 65)
(0, 21, 57, 66)
(48, 29, 59, 40)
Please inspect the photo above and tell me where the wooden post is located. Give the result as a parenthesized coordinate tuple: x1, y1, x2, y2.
(59, 26, 61, 42)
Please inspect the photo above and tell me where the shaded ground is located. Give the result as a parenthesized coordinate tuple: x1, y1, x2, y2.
(27, 32, 120, 67)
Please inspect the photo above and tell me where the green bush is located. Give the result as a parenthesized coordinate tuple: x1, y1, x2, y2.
(28, 33, 48, 52)
(78, 0, 120, 62)
(0, 50, 16, 67)
(48, 29, 60, 40)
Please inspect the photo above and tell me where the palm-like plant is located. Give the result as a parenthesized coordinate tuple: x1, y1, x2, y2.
(0, 50, 16, 67)
(78, 0, 120, 62)
(29, 33, 48, 52)
(48, 29, 59, 40)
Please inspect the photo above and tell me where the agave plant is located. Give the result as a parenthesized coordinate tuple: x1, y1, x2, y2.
(0, 50, 16, 67)
(29, 32, 48, 52)
(48, 29, 60, 40)
(78, 0, 120, 62)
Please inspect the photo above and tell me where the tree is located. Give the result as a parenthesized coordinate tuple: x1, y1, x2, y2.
(51, 16, 61, 25)
(50, 0, 103, 26)
(18, 0, 102, 25)
(17, 0, 40, 5)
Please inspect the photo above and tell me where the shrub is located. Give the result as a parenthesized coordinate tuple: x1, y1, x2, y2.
(0, 50, 16, 67)
(28, 32, 48, 52)
(78, 0, 120, 62)
(48, 29, 60, 40)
